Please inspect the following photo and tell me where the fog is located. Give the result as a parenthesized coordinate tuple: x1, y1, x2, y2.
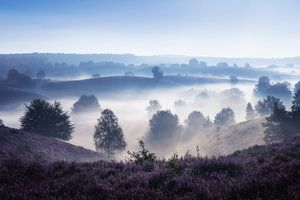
(1, 81, 267, 159)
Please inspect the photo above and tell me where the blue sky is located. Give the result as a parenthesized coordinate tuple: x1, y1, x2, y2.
(0, 0, 299, 57)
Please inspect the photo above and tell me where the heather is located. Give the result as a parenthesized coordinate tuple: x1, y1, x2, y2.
(0, 137, 299, 200)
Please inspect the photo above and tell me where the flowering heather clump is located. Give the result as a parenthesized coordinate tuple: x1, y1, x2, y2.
(0, 137, 299, 200)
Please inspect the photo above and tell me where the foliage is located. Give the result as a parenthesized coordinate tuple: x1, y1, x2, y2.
(6, 69, 32, 88)
(2, 137, 299, 199)
(147, 110, 182, 154)
(0, 119, 3, 127)
(148, 110, 181, 140)
(245, 102, 256, 120)
(127, 140, 156, 164)
(254, 76, 291, 100)
(146, 100, 162, 117)
(264, 91, 300, 143)
(185, 111, 212, 129)
(151, 66, 163, 80)
(20, 99, 74, 140)
(214, 107, 235, 126)
(72, 95, 101, 113)
(94, 109, 126, 158)
(124, 71, 135, 76)
(255, 96, 284, 117)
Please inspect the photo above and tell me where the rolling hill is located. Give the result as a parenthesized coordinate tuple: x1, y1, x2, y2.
(0, 126, 104, 163)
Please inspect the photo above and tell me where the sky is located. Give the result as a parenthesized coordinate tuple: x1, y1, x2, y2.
(0, 0, 299, 57)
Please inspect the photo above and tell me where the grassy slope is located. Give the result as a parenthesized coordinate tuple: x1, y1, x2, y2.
(0, 126, 104, 163)
(0, 135, 298, 199)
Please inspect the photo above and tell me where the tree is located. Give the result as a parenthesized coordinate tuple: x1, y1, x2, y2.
(124, 71, 135, 76)
(36, 70, 46, 79)
(245, 102, 256, 120)
(174, 99, 186, 108)
(7, 69, 32, 88)
(254, 76, 270, 95)
(0, 119, 3, 127)
(294, 81, 300, 93)
(189, 58, 199, 67)
(94, 109, 126, 158)
(290, 90, 300, 134)
(255, 96, 284, 117)
(72, 95, 101, 113)
(263, 92, 300, 144)
(147, 110, 181, 154)
(214, 107, 235, 126)
(254, 76, 291, 100)
(185, 111, 212, 129)
(263, 103, 290, 144)
(151, 66, 163, 80)
(20, 99, 73, 140)
(146, 100, 162, 117)
(216, 62, 229, 68)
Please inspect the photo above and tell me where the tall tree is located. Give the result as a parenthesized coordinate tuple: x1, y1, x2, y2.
(263, 103, 289, 144)
(20, 99, 73, 140)
(94, 109, 126, 158)
(245, 102, 256, 120)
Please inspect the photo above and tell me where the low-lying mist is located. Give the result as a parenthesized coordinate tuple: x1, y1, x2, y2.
(0, 82, 274, 159)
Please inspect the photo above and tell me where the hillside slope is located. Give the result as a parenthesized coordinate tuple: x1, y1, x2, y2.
(0, 135, 298, 199)
(0, 126, 104, 163)
(189, 119, 266, 156)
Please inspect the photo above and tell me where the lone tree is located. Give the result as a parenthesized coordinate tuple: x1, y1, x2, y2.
(94, 109, 126, 158)
(147, 110, 181, 154)
(245, 102, 256, 120)
(20, 99, 73, 140)
(255, 96, 284, 117)
(151, 66, 163, 80)
(36, 70, 46, 79)
(214, 107, 235, 126)
(72, 95, 101, 113)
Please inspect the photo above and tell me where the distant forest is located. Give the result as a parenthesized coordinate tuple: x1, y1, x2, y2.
(0, 53, 297, 79)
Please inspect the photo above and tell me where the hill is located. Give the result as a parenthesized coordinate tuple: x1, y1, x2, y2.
(0, 86, 44, 109)
(42, 76, 179, 96)
(0, 126, 103, 163)
(203, 119, 266, 156)
(0, 134, 298, 199)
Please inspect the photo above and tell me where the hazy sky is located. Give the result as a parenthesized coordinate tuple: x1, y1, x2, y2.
(0, 0, 299, 57)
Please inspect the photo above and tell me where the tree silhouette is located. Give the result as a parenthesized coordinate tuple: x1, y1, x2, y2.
(94, 109, 126, 158)
(245, 102, 256, 120)
(146, 100, 162, 117)
(147, 110, 181, 154)
(7, 69, 32, 88)
(214, 107, 235, 126)
(255, 96, 284, 117)
(151, 66, 163, 80)
(263, 92, 300, 144)
(72, 95, 101, 113)
(20, 99, 73, 140)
